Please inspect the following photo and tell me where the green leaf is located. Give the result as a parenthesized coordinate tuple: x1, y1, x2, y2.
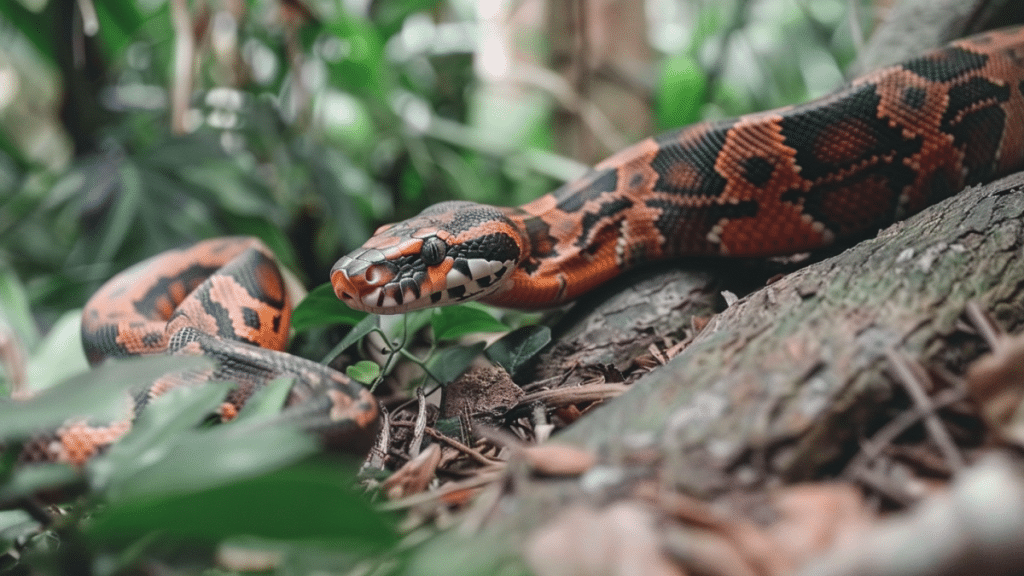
(0, 267, 39, 349)
(321, 14, 388, 98)
(426, 342, 484, 384)
(430, 305, 509, 341)
(97, 161, 142, 263)
(329, 313, 380, 360)
(292, 283, 367, 332)
(0, 463, 82, 505)
(485, 325, 551, 376)
(24, 309, 89, 394)
(655, 53, 707, 129)
(92, 0, 145, 59)
(92, 385, 318, 502)
(345, 360, 380, 384)
(86, 460, 398, 547)
(0, 355, 212, 441)
(0, 2, 57, 67)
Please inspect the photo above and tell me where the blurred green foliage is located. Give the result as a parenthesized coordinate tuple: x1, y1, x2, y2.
(0, 0, 867, 572)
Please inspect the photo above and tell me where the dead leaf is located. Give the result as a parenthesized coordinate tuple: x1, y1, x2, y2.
(382, 443, 441, 500)
(520, 443, 597, 476)
(526, 503, 685, 576)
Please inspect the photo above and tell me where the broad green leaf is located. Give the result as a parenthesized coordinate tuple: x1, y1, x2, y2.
(24, 309, 89, 393)
(346, 360, 380, 384)
(0, 463, 82, 505)
(0, 2, 57, 67)
(656, 53, 707, 129)
(0, 267, 38, 349)
(0, 355, 211, 441)
(92, 1, 145, 59)
(93, 385, 318, 502)
(425, 342, 484, 384)
(292, 283, 367, 331)
(86, 461, 397, 547)
(430, 306, 509, 341)
(485, 325, 551, 376)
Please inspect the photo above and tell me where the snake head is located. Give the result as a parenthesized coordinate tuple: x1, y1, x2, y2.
(331, 201, 526, 314)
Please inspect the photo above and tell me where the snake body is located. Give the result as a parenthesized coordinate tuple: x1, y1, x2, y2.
(55, 27, 1024, 461)
(23, 238, 378, 465)
(332, 26, 1024, 314)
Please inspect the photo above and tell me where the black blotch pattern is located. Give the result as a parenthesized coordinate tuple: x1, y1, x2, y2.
(447, 285, 466, 299)
(242, 307, 260, 330)
(645, 198, 758, 253)
(941, 76, 1011, 184)
(901, 86, 927, 109)
(740, 156, 775, 186)
(651, 123, 731, 198)
(902, 47, 988, 83)
(132, 264, 220, 320)
(477, 276, 492, 288)
(438, 203, 515, 237)
(448, 233, 520, 266)
(555, 169, 618, 213)
(629, 173, 644, 188)
(430, 292, 443, 303)
(574, 198, 634, 249)
(780, 83, 923, 182)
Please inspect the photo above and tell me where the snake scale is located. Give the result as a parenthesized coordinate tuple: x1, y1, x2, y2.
(35, 26, 1024, 463)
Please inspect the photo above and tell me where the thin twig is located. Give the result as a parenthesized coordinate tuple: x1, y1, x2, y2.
(169, 0, 195, 135)
(409, 387, 427, 458)
(886, 349, 966, 472)
(965, 300, 1004, 350)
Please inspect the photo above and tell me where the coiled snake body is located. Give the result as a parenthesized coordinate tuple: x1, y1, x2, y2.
(60, 27, 1024, 462)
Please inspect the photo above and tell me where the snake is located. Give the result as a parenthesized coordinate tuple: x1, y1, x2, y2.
(46, 26, 1024, 463)
(332, 25, 1024, 314)
(22, 238, 378, 465)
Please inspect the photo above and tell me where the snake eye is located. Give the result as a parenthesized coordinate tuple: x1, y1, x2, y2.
(420, 236, 447, 266)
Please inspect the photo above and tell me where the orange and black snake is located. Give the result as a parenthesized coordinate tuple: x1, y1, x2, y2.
(52, 26, 1024, 462)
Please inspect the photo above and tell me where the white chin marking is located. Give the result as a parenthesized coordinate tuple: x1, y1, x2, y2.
(446, 268, 470, 285)
(467, 259, 491, 280)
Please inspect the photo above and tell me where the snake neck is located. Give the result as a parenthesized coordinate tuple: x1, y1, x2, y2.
(482, 143, 677, 309)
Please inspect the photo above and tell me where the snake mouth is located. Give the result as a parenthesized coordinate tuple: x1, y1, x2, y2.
(332, 253, 514, 314)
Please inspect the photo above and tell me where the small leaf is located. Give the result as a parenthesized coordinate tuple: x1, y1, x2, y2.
(485, 325, 551, 376)
(292, 283, 368, 331)
(431, 306, 509, 341)
(346, 361, 380, 384)
(426, 342, 485, 384)
(328, 314, 380, 359)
